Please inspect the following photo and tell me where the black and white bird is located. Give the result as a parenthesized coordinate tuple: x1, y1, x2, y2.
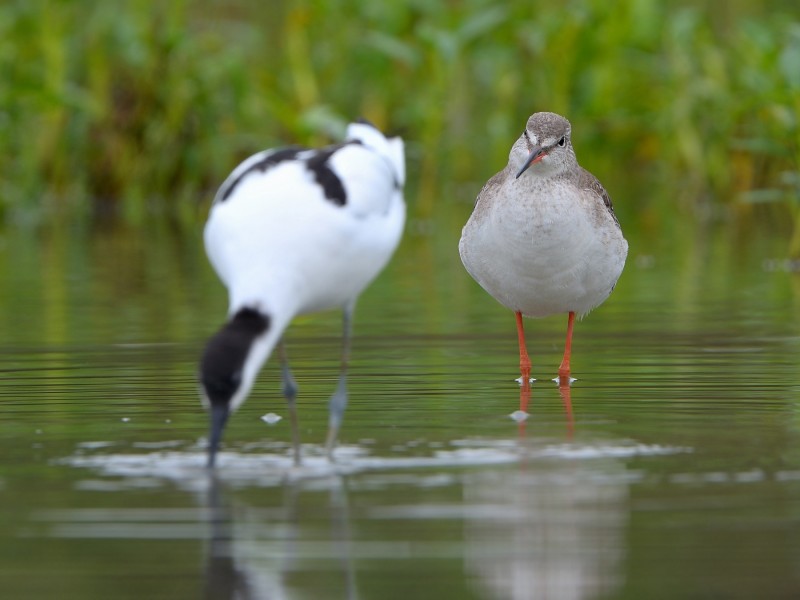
(199, 120, 405, 468)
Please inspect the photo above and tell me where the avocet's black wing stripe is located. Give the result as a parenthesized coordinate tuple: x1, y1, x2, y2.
(305, 141, 362, 207)
(217, 146, 306, 203)
(217, 141, 370, 207)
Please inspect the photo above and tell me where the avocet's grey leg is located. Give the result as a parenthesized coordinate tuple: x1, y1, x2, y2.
(279, 340, 301, 467)
(325, 302, 354, 460)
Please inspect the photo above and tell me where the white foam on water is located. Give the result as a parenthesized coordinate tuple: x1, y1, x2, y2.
(57, 438, 691, 491)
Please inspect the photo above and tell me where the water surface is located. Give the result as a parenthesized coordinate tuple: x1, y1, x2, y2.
(2, 220, 800, 599)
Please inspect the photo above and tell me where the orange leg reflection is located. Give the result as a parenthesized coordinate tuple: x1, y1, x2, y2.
(557, 380, 574, 440)
(517, 379, 531, 437)
(516, 379, 574, 440)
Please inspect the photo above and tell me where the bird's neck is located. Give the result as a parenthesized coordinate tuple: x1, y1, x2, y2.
(221, 315, 284, 414)
(227, 274, 304, 323)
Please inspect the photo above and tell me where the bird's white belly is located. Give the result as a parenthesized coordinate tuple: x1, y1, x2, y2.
(460, 198, 626, 318)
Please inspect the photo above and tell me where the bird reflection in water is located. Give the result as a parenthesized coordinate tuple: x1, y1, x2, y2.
(202, 477, 359, 600)
(468, 382, 625, 600)
(462, 456, 626, 600)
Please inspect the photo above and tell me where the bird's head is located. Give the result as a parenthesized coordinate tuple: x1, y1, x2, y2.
(512, 112, 576, 179)
(199, 307, 270, 468)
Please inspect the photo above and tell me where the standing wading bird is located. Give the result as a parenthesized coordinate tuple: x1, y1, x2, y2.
(459, 112, 627, 385)
(199, 120, 405, 468)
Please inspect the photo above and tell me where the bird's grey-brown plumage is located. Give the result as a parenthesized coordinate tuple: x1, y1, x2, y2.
(459, 111, 627, 380)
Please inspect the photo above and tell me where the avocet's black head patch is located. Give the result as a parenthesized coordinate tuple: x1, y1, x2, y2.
(199, 308, 270, 406)
(219, 147, 305, 202)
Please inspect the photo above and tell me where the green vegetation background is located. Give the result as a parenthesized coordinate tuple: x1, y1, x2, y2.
(1, 0, 798, 251)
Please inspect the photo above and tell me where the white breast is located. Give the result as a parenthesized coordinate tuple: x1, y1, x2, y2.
(459, 180, 627, 318)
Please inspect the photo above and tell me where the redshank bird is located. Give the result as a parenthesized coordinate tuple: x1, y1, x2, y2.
(459, 111, 627, 384)
(199, 119, 405, 468)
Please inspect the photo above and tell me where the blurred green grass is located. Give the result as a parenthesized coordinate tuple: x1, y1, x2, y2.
(0, 0, 798, 249)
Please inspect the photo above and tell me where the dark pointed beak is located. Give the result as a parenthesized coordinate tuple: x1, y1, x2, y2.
(207, 403, 230, 469)
(515, 146, 547, 179)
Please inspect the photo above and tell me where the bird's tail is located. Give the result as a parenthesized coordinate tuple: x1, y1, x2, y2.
(346, 120, 405, 187)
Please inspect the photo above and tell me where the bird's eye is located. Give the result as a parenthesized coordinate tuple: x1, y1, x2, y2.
(557, 136, 566, 147)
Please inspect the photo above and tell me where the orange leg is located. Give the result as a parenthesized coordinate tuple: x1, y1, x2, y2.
(515, 311, 532, 383)
(557, 311, 576, 382)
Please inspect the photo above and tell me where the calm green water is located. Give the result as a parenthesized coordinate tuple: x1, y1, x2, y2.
(2, 211, 800, 599)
